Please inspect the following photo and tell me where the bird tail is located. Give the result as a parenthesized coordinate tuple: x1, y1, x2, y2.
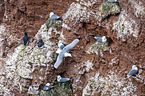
(94, 37, 102, 42)
(126, 74, 130, 78)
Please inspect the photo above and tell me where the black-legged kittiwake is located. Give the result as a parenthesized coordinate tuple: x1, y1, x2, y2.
(127, 65, 138, 78)
(57, 75, 71, 82)
(37, 39, 44, 47)
(54, 38, 80, 69)
(46, 12, 63, 28)
(43, 83, 51, 91)
(94, 36, 107, 42)
(108, 0, 119, 2)
(49, 12, 62, 20)
(23, 31, 29, 45)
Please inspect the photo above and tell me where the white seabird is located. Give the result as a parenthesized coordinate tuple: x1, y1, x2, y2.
(54, 39, 80, 69)
(94, 36, 107, 42)
(127, 65, 138, 78)
(43, 83, 51, 91)
(57, 75, 70, 82)
(49, 12, 62, 20)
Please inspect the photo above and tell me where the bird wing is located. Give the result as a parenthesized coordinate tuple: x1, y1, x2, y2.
(128, 69, 138, 76)
(54, 51, 65, 69)
(59, 78, 70, 82)
(50, 15, 61, 20)
(43, 86, 51, 90)
(94, 37, 102, 42)
(63, 39, 79, 52)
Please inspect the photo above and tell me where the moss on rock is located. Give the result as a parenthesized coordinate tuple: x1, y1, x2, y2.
(2, 23, 60, 94)
(95, 1, 120, 21)
(83, 72, 137, 96)
(129, 0, 145, 17)
(40, 82, 73, 96)
(86, 41, 109, 57)
(113, 10, 139, 41)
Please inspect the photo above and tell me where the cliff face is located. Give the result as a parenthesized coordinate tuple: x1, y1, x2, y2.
(0, 0, 145, 95)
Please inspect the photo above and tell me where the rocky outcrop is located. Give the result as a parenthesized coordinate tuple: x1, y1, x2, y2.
(0, 0, 145, 95)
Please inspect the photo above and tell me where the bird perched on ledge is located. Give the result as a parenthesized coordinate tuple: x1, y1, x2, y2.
(127, 65, 138, 78)
(49, 12, 62, 20)
(46, 12, 63, 28)
(37, 39, 44, 47)
(57, 75, 71, 83)
(94, 36, 107, 42)
(43, 83, 51, 91)
(23, 31, 29, 46)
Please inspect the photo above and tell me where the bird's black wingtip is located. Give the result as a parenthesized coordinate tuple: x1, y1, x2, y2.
(77, 37, 81, 40)
(53, 67, 56, 71)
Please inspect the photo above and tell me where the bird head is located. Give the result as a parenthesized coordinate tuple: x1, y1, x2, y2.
(102, 36, 107, 42)
(57, 75, 61, 82)
(24, 31, 27, 35)
(132, 65, 138, 70)
(49, 12, 54, 18)
(46, 83, 50, 86)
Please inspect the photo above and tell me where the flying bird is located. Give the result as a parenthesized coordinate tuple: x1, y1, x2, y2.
(37, 39, 44, 47)
(127, 65, 138, 78)
(94, 36, 107, 42)
(57, 75, 71, 83)
(23, 31, 29, 45)
(54, 38, 80, 69)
